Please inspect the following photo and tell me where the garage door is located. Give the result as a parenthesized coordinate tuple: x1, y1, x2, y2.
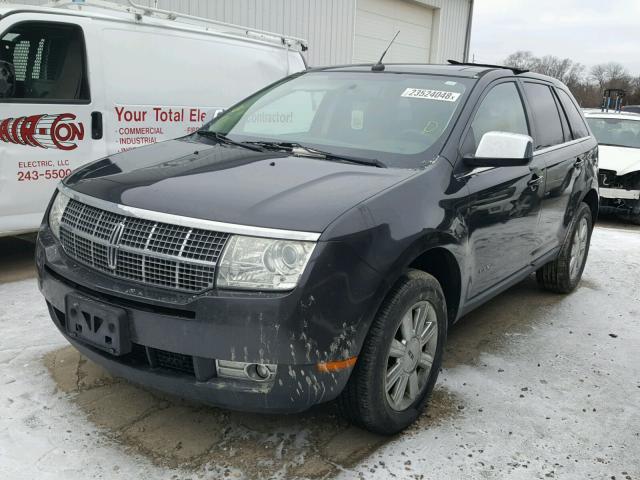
(353, 0, 434, 64)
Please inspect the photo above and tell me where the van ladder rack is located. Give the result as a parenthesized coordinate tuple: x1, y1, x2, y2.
(45, 0, 308, 51)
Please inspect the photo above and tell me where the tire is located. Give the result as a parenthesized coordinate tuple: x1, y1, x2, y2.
(338, 269, 447, 435)
(621, 204, 640, 225)
(536, 202, 593, 293)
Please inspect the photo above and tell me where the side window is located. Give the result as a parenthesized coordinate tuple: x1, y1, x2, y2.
(0, 22, 89, 102)
(463, 82, 529, 155)
(556, 89, 589, 139)
(523, 83, 564, 149)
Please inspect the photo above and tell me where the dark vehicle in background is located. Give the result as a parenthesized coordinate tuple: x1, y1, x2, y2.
(622, 105, 640, 114)
(584, 111, 640, 224)
(37, 63, 599, 434)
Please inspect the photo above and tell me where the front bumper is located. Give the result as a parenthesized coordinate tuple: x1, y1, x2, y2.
(37, 226, 383, 413)
(600, 187, 640, 201)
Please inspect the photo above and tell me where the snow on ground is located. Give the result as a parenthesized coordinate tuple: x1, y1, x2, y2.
(0, 225, 639, 480)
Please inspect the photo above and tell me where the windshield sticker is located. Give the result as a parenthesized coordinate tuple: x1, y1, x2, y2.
(423, 120, 439, 134)
(351, 110, 364, 130)
(401, 88, 461, 102)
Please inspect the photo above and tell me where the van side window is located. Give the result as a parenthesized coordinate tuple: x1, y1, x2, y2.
(556, 89, 589, 139)
(0, 22, 89, 102)
(463, 82, 529, 156)
(523, 83, 564, 149)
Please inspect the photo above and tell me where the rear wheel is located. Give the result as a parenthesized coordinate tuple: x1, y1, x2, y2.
(536, 202, 593, 293)
(338, 270, 447, 435)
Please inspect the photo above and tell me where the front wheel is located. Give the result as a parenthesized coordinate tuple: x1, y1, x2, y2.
(536, 202, 593, 293)
(338, 270, 447, 435)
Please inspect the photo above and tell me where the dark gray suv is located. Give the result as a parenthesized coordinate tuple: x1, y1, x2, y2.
(37, 62, 598, 434)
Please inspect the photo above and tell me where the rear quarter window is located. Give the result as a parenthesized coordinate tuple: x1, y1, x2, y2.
(556, 89, 589, 139)
(523, 82, 564, 150)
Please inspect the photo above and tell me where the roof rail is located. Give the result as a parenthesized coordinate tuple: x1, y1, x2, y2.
(447, 59, 528, 75)
(45, 0, 308, 51)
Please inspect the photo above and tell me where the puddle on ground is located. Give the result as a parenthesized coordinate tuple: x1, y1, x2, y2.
(44, 347, 461, 479)
(443, 275, 566, 368)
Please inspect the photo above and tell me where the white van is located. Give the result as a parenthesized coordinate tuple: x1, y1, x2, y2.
(0, 0, 307, 236)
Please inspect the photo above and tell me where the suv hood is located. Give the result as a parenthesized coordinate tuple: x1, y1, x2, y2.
(65, 139, 416, 233)
(599, 145, 640, 176)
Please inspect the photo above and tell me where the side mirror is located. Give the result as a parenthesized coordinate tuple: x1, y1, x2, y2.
(0, 61, 16, 99)
(464, 131, 534, 167)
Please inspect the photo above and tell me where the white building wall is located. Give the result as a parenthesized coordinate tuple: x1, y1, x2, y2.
(107, 0, 357, 66)
(417, 0, 472, 63)
(15, 0, 471, 65)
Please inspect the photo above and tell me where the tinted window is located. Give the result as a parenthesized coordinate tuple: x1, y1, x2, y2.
(463, 82, 529, 155)
(0, 22, 89, 102)
(523, 83, 564, 149)
(556, 89, 589, 138)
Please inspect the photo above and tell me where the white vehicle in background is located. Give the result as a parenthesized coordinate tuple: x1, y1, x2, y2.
(584, 111, 640, 224)
(0, 0, 307, 237)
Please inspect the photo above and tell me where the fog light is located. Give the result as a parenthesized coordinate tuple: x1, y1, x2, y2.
(255, 364, 270, 379)
(216, 359, 276, 382)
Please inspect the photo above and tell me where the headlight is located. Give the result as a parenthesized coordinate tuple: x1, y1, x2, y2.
(48, 190, 70, 238)
(217, 236, 316, 291)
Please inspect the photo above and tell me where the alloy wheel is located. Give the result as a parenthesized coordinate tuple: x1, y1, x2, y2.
(569, 217, 589, 281)
(385, 300, 438, 411)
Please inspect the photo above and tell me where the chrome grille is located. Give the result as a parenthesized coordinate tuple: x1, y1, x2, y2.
(59, 199, 230, 292)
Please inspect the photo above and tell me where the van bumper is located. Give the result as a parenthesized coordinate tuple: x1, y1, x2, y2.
(37, 226, 382, 413)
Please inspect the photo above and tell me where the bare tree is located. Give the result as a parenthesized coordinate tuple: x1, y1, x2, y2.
(590, 62, 630, 89)
(504, 51, 537, 71)
(590, 64, 608, 89)
(503, 52, 640, 107)
(505, 52, 585, 89)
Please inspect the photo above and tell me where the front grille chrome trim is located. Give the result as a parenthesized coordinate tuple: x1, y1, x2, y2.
(58, 184, 322, 242)
(60, 221, 220, 268)
(58, 193, 230, 293)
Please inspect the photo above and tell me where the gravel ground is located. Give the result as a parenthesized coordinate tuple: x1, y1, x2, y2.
(0, 222, 638, 480)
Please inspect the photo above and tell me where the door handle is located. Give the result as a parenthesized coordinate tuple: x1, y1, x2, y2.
(91, 111, 103, 140)
(574, 157, 585, 168)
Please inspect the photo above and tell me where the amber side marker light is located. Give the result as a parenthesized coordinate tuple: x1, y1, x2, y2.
(317, 356, 357, 373)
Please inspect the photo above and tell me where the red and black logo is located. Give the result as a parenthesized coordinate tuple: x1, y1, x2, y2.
(0, 113, 84, 151)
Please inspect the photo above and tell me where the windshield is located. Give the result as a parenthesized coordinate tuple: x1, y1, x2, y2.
(586, 117, 640, 149)
(204, 71, 472, 168)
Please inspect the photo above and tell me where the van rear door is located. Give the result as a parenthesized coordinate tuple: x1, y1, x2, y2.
(0, 15, 105, 236)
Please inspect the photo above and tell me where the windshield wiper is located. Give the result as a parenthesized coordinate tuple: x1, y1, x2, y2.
(196, 130, 265, 152)
(246, 141, 386, 168)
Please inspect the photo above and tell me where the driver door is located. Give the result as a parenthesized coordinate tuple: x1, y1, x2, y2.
(457, 80, 546, 298)
(0, 16, 105, 235)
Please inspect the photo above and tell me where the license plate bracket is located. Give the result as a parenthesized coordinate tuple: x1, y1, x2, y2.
(65, 293, 131, 356)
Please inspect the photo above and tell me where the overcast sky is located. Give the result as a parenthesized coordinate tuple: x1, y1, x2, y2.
(470, 0, 640, 76)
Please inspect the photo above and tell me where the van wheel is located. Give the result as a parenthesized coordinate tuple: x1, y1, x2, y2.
(536, 202, 593, 293)
(338, 270, 447, 435)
